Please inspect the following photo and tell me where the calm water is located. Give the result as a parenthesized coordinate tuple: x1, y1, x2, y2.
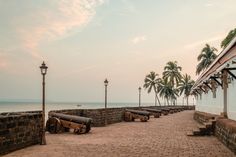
(0, 101, 192, 121)
(0, 102, 155, 114)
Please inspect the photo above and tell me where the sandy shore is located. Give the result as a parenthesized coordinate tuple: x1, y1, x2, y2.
(4, 111, 235, 157)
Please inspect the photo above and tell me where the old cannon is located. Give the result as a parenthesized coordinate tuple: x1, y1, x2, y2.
(166, 107, 176, 114)
(46, 112, 92, 134)
(124, 109, 150, 122)
(159, 108, 170, 115)
(142, 108, 162, 118)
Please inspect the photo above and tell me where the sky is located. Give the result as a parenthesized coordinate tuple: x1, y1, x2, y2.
(0, 0, 236, 103)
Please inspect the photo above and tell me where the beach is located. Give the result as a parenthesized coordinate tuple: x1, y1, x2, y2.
(4, 110, 235, 157)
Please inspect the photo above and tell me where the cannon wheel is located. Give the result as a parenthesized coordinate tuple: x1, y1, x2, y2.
(46, 117, 62, 134)
(74, 125, 87, 134)
(140, 116, 148, 122)
(124, 112, 133, 122)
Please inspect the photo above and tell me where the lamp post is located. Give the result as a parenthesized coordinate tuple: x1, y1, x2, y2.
(40, 61, 48, 145)
(138, 87, 141, 108)
(104, 79, 108, 125)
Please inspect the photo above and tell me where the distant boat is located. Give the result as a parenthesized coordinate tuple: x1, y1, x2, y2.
(77, 104, 82, 107)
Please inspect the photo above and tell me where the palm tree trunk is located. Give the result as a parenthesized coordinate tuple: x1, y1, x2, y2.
(155, 94, 157, 106)
(154, 88, 161, 106)
(167, 98, 169, 106)
(187, 96, 189, 106)
(155, 94, 161, 106)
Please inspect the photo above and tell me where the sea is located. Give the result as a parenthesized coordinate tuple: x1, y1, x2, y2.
(0, 101, 193, 121)
(0, 101, 155, 115)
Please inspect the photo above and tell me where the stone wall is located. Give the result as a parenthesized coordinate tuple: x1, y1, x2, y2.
(215, 118, 236, 154)
(193, 111, 219, 124)
(194, 111, 236, 154)
(50, 106, 195, 127)
(0, 111, 42, 155)
(50, 107, 129, 127)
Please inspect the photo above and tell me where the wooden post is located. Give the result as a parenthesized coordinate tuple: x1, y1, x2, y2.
(211, 79, 217, 98)
(222, 70, 228, 118)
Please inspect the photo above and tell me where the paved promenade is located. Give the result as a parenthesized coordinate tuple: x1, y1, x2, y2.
(5, 111, 235, 157)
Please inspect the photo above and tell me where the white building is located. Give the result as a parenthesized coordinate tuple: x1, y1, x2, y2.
(191, 37, 236, 121)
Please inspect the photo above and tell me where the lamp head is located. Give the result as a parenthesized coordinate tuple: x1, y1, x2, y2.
(40, 61, 48, 75)
(104, 79, 108, 86)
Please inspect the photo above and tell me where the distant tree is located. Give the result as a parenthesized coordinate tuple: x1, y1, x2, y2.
(178, 74, 195, 105)
(159, 78, 171, 105)
(159, 78, 179, 106)
(143, 71, 161, 106)
(221, 28, 236, 49)
(163, 61, 182, 86)
(196, 44, 217, 75)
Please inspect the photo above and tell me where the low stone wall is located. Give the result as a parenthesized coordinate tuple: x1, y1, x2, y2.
(194, 111, 236, 154)
(215, 118, 236, 154)
(193, 111, 219, 124)
(50, 105, 195, 127)
(0, 111, 42, 155)
(50, 107, 132, 127)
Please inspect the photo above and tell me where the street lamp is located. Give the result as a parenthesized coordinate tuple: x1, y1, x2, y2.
(104, 79, 108, 125)
(40, 61, 48, 145)
(138, 87, 141, 107)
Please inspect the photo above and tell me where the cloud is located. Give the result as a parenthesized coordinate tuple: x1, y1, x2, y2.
(204, 3, 214, 7)
(14, 0, 105, 60)
(131, 35, 147, 44)
(184, 35, 225, 49)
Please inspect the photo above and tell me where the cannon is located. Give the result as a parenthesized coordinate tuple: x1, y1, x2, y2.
(124, 109, 150, 122)
(142, 108, 162, 118)
(159, 108, 170, 115)
(166, 107, 176, 114)
(46, 112, 92, 134)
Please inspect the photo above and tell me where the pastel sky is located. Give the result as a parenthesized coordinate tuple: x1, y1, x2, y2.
(0, 0, 236, 103)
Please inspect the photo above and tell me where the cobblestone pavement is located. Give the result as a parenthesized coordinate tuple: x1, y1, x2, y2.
(5, 111, 236, 157)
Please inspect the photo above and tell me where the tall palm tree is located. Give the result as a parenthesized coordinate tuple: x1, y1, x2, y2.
(143, 71, 161, 106)
(159, 78, 178, 106)
(163, 61, 182, 87)
(196, 44, 217, 75)
(221, 28, 236, 49)
(178, 74, 195, 105)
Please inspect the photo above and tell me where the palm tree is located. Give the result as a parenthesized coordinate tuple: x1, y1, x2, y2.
(163, 61, 182, 87)
(196, 44, 217, 75)
(221, 28, 236, 49)
(178, 74, 195, 105)
(159, 78, 179, 105)
(143, 71, 161, 106)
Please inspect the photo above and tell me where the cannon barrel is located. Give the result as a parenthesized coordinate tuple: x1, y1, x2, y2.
(49, 112, 92, 125)
(142, 108, 162, 113)
(125, 109, 150, 116)
(159, 108, 170, 112)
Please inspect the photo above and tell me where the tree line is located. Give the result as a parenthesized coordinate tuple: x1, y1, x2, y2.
(143, 28, 236, 106)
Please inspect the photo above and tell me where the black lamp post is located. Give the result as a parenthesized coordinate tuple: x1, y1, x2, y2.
(40, 61, 48, 145)
(104, 79, 108, 125)
(138, 87, 141, 107)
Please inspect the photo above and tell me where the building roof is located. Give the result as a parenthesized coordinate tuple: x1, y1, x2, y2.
(191, 36, 236, 91)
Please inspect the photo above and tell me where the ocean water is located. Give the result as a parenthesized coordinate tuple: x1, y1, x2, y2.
(0, 101, 155, 115)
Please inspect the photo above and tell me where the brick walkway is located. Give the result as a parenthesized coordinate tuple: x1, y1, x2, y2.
(4, 111, 235, 157)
